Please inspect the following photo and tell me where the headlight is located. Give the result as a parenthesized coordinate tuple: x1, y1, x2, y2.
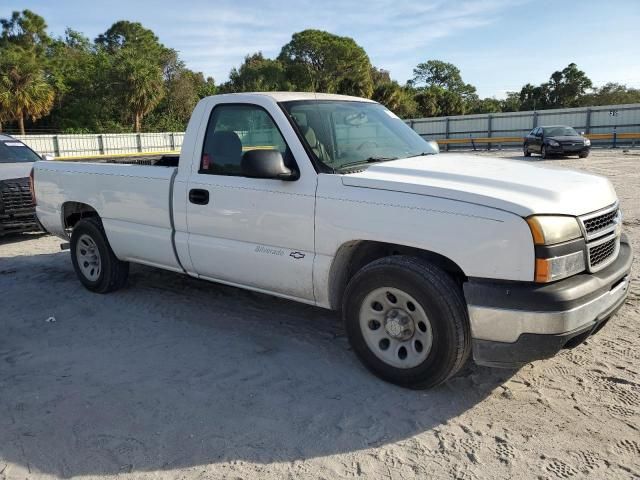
(526, 215, 585, 283)
(526, 215, 582, 245)
(548, 140, 560, 147)
(584, 138, 591, 146)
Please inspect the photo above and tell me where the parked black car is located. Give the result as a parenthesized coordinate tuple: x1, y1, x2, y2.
(523, 125, 591, 159)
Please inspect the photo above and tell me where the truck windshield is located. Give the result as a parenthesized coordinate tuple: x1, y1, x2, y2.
(0, 140, 41, 163)
(281, 100, 436, 171)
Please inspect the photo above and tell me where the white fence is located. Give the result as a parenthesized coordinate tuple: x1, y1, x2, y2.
(12, 103, 640, 158)
(15, 132, 184, 158)
(407, 103, 640, 142)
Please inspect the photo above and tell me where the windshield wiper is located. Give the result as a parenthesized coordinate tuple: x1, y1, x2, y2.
(337, 156, 397, 171)
(404, 152, 436, 158)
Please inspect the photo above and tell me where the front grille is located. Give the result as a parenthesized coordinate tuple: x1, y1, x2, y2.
(579, 204, 621, 272)
(589, 237, 617, 268)
(583, 209, 618, 236)
(0, 178, 33, 213)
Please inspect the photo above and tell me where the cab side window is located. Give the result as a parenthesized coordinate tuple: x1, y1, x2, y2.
(200, 104, 290, 176)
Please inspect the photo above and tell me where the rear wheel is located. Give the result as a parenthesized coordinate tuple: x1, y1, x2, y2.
(71, 217, 129, 293)
(343, 256, 471, 389)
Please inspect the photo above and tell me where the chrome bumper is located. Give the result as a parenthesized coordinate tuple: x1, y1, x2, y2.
(468, 275, 629, 343)
(464, 235, 632, 368)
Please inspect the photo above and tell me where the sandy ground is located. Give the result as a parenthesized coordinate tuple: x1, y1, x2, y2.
(1, 149, 639, 480)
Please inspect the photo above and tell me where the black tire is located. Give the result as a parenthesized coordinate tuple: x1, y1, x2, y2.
(523, 143, 531, 157)
(579, 151, 589, 158)
(70, 217, 129, 293)
(342, 256, 471, 389)
(541, 145, 549, 159)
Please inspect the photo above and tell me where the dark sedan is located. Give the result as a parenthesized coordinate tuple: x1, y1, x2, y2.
(523, 125, 591, 159)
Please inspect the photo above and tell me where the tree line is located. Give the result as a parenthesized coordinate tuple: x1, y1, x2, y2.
(1, 10, 639, 134)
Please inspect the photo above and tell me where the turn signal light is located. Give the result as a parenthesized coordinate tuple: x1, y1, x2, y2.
(534, 258, 551, 283)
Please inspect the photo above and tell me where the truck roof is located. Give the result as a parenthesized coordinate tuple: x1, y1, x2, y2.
(212, 92, 376, 103)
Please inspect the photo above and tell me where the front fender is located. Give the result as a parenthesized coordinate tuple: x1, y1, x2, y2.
(313, 176, 534, 308)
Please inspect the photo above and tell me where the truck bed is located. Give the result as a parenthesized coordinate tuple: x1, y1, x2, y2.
(34, 160, 182, 271)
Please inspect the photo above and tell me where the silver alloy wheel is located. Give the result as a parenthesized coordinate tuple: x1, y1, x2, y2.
(359, 287, 433, 369)
(76, 233, 101, 281)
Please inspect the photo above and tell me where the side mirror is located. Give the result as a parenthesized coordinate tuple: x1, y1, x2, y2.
(580, 131, 585, 135)
(427, 140, 440, 154)
(241, 149, 296, 180)
(41, 153, 54, 161)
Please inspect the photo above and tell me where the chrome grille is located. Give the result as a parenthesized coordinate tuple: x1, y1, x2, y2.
(579, 203, 621, 272)
(579, 204, 620, 242)
(583, 209, 618, 237)
(589, 237, 617, 268)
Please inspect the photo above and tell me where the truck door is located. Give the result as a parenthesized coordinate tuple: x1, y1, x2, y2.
(185, 100, 317, 302)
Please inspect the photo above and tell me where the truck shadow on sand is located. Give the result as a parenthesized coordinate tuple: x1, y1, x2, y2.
(0, 252, 515, 477)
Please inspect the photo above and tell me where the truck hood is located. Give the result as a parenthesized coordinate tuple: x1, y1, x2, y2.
(0, 162, 33, 181)
(341, 154, 617, 217)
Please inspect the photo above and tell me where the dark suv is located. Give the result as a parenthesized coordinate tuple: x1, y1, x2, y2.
(523, 125, 591, 159)
(0, 134, 43, 235)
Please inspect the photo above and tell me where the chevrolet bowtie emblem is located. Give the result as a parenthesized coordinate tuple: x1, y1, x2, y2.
(290, 251, 305, 260)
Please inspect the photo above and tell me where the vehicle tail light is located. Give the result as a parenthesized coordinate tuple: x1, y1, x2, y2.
(29, 167, 36, 206)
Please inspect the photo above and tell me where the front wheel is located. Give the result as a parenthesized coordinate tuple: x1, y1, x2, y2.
(71, 217, 129, 293)
(523, 143, 531, 157)
(342, 256, 471, 389)
(541, 145, 549, 159)
(579, 151, 589, 158)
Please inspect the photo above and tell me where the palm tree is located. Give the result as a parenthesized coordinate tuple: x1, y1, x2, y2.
(117, 51, 165, 132)
(0, 46, 54, 134)
(0, 95, 10, 132)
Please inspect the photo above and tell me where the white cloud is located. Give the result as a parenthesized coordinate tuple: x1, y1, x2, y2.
(153, 0, 525, 82)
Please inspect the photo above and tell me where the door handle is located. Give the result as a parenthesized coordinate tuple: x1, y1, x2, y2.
(189, 188, 210, 205)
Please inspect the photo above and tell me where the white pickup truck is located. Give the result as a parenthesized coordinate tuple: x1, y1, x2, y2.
(33, 92, 632, 389)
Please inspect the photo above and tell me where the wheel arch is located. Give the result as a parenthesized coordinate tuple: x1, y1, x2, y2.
(61, 201, 100, 237)
(327, 240, 467, 310)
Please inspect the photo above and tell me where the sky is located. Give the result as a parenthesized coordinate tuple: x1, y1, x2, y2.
(3, 0, 640, 98)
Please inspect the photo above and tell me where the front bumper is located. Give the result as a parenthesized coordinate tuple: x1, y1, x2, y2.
(464, 234, 632, 368)
(547, 144, 590, 155)
(0, 212, 38, 235)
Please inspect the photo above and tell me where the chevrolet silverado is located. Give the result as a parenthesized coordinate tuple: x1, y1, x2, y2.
(33, 93, 632, 388)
